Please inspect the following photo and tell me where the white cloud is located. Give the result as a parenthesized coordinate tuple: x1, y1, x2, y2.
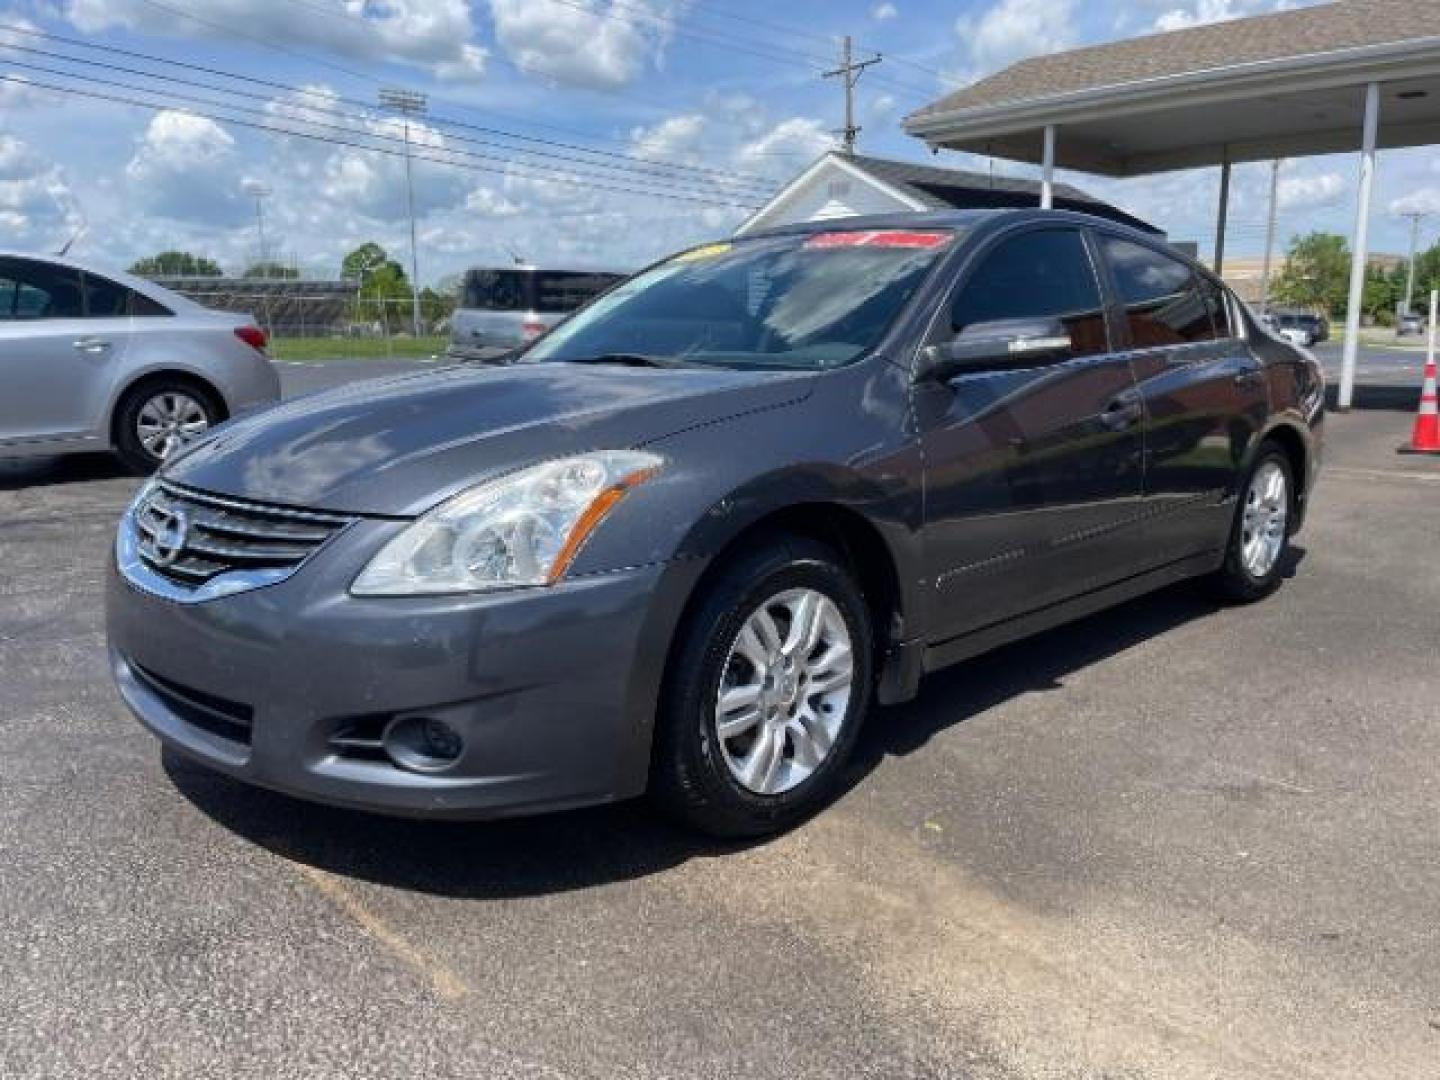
(488, 0, 680, 89)
(0, 136, 83, 252)
(62, 0, 486, 81)
(736, 118, 834, 168)
(629, 114, 707, 164)
(872, 2, 899, 21)
(124, 111, 251, 225)
(951, 0, 1078, 84)
(1390, 188, 1440, 216)
(1148, 0, 1313, 33)
(870, 93, 898, 119)
(1277, 171, 1346, 210)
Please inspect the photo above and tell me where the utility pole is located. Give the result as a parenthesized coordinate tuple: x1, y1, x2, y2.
(379, 86, 426, 338)
(1401, 211, 1426, 316)
(1258, 159, 1282, 314)
(242, 180, 271, 270)
(823, 36, 882, 156)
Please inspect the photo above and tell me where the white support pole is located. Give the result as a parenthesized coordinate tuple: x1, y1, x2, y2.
(1214, 154, 1231, 275)
(1339, 81, 1380, 412)
(1041, 125, 1055, 209)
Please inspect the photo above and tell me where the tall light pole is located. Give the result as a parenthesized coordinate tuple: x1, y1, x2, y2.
(379, 86, 426, 337)
(1258, 159, 1282, 314)
(1400, 211, 1426, 316)
(241, 180, 271, 271)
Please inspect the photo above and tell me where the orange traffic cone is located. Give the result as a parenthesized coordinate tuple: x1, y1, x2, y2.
(1403, 354, 1440, 454)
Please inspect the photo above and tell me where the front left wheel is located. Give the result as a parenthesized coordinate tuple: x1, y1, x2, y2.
(652, 536, 874, 838)
(114, 381, 219, 473)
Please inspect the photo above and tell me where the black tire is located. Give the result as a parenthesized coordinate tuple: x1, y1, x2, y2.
(113, 379, 221, 474)
(1206, 442, 1295, 604)
(651, 535, 874, 838)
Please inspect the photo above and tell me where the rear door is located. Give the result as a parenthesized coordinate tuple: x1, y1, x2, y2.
(0, 257, 124, 444)
(916, 226, 1146, 643)
(1096, 235, 1268, 566)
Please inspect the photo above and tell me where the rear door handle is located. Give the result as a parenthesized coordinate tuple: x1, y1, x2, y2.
(73, 337, 111, 354)
(1233, 368, 1263, 387)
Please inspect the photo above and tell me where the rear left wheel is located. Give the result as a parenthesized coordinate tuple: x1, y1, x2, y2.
(652, 536, 873, 838)
(1207, 443, 1293, 603)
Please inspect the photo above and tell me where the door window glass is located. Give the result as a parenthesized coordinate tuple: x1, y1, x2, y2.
(1103, 238, 1214, 345)
(0, 259, 84, 320)
(950, 229, 1108, 357)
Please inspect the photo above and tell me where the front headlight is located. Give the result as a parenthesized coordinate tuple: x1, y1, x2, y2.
(351, 451, 661, 596)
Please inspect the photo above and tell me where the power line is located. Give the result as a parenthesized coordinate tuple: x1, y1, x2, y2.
(0, 23, 783, 193)
(0, 56, 769, 205)
(0, 74, 764, 211)
(0, 40, 779, 198)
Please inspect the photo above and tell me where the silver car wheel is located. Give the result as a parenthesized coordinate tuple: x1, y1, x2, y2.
(715, 587, 854, 796)
(136, 392, 209, 461)
(1240, 460, 1288, 579)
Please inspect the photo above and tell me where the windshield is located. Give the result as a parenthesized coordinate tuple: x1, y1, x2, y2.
(521, 229, 957, 370)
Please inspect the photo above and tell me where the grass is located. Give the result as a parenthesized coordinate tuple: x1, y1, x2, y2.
(267, 335, 449, 362)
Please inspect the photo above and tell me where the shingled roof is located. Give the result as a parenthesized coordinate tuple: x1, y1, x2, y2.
(910, 0, 1439, 119)
(839, 154, 1160, 232)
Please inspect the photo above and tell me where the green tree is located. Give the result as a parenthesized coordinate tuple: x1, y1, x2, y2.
(1361, 264, 1399, 325)
(242, 261, 299, 280)
(129, 250, 222, 277)
(1272, 231, 1350, 316)
(1410, 241, 1440, 309)
(341, 241, 402, 284)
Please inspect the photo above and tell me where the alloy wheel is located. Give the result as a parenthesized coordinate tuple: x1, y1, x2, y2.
(1240, 459, 1288, 579)
(714, 587, 854, 796)
(136, 392, 210, 461)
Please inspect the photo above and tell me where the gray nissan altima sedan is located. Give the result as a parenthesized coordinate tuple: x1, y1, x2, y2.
(106, 210, 1324, 837)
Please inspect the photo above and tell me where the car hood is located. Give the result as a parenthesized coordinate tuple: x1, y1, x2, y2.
(164, 362, 812, 516)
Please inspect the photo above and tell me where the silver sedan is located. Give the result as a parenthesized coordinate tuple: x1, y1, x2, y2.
(0, 251, 280, 471)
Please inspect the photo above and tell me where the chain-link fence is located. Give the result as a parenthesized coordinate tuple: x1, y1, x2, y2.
(153, 278, 454, 359)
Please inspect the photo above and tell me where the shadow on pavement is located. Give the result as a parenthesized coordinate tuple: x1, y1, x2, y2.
(1326, 383, 1420, 412)
(0, 453, 132, 491)
(170, 548, 1304, 899)
(166, 752, 758, 899)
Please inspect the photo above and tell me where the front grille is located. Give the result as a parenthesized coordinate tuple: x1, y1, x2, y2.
(134, 481, 353, 589)
(131, 662, 254, 746)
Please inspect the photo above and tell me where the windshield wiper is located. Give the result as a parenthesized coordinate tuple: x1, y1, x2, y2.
(569, 352, 698, 369)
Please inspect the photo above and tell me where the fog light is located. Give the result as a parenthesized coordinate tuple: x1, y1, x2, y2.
(382, 715, 465, 773)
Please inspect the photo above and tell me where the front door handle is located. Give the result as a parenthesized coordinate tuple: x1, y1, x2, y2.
(1098, 395, 1143, 430)
(72, 337, 111, 354)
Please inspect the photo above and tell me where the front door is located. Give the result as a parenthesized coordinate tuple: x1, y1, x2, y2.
(916, 226, 1146, 644)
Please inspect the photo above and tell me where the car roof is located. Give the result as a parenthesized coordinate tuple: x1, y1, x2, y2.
(737, 207, 1164, 246)
(0, 249, 213, 315)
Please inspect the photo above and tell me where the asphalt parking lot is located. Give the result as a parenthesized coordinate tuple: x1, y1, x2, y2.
(2, 357, 1438, 1079)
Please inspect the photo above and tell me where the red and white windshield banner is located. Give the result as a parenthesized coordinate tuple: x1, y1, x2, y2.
(802, 230, 952, 250)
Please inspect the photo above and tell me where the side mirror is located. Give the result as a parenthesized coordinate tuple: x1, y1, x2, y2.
(918, 318, 1072, 381)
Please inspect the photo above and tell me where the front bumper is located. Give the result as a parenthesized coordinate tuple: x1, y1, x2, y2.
(106, 517, 692, 819)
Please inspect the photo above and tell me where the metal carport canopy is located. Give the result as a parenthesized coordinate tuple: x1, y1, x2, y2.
(902, 0, 1440, 410)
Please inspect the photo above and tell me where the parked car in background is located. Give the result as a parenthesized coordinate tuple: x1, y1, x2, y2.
(448, 265, 625, 359)
(1397, 311, 1425, 337)
(1272, 312, 1316, 347)
(109, 210, 1323, 837)
(0, 252, 279, 472)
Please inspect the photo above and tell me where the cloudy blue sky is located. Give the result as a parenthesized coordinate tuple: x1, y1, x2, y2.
(1, 0, 1437, 284)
